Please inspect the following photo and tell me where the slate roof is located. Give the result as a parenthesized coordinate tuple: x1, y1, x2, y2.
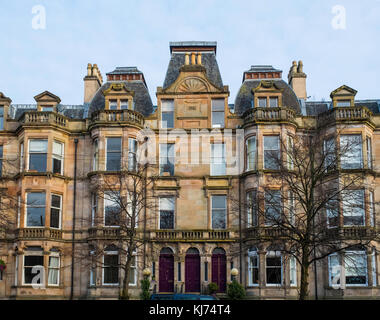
(304, 102, 330, 116)
(10, 104, 87, 120)
(88, 81, 153, 117)
(163, 52, 223, 89)
(234, 79, 302, 115)
(106, 67, 142, 75)
(245, 65, 282, 73)
(355, 101, 380, 114)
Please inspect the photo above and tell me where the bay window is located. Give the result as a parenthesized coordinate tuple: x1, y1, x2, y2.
(159, 197, 175, 229)
(263, 136, 280, 170)
(345, 250, 368, 286)
(26, 192, 46, 227)
(340, 135, 362, 169)
(211, 143, 226, 176)
(106, 137, 122, 171)
(28, 139, 48, 172)
(212, 99, 225, 128)
(323, 137, 336, 170)
(52, 141, 64, 174)
(211, 195, 227, 229)
(246, 137, 256, 171)
(0, 106, 3, 130)
(0, 145, 3, 176)
(248, 247, 259, 286)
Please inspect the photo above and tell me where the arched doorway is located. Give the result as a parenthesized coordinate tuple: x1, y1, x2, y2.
(185, 248, 200, 292)
(159, 247, 174, 292)
(212, 247, 226, 292)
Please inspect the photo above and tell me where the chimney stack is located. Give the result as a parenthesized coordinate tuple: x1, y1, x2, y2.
(84, 63, 103, 103)
(288, 60, 307, 100)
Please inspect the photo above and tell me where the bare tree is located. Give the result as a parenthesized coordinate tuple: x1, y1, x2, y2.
(236, 126, 379, 300)
(85, 159, 159, 300)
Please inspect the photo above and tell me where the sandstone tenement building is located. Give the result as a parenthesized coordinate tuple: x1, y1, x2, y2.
(0, 41, 379, 299)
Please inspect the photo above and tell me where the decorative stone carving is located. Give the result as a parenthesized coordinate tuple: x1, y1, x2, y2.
(177, 78, 208, 93)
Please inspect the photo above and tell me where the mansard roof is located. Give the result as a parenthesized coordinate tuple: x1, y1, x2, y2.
(88, 80, 153, 117)
(163, 44, 223, 89)
(234, 78, 301, 115)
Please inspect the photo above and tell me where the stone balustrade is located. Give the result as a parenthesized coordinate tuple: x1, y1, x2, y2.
(17, 228, 63, 240)
(90, 109, 144, 127)
(243, 107, 295, 125)
(318, 107, 373, 125)
(20, 111, 68, 128)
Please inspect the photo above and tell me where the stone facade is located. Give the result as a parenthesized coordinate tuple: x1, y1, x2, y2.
(0, 41, 379, 299)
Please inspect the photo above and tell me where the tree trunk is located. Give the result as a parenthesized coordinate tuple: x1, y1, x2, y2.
(120, 257, 133, 300)
(299, 258, 310, 300)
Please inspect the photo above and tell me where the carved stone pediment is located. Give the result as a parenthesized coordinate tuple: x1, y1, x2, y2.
(103, 83, 134, 96)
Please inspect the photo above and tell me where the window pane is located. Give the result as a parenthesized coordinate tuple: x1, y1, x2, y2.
(212, 99, 224, 111)
(159, 210, 174, 229)
(107, 138, 121, 152)
(212, 111, 224, 127)
(107, 153, 121, 171)
(53, 158, 62, 174)
(29, 154, 47, 172)
(160, 197, 175, 211)
(160, 144, 174, 175)
(342, 190, 364, 226)
(212, 196, 226, 229)
(264, 136, 280, 170)
(53, 142, 63, 155)
(266, 256, 282, 284)
(247, 191, 257, 226)
(24, 256, 44, 284)
(265, 190, 281, 225)
(50, 209, 60, 228)
(337, 100, 351, 107)
(247, 137, 256, 170)
(30, 140, 48, 152)
(269, 97, 278, 108)
(104, 255, 119, 284)
(340, 135, 362, 169)
(162, 112, 174, 129)
(258, 98, 267, 108)
(345, 252, 367, 285)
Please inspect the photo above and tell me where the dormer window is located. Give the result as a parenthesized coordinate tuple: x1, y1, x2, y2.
(41, 106, 53, 112)
(109, 100, 118, 110)
(336, 100, 351, 107)
(269, 97, 278, 108)
(258, 97, 267, 108)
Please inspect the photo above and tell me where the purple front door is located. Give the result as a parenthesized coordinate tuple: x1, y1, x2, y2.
(159, 254, 174, 292)
(185, 253, 200, 292)
(212, 253, 226, 292)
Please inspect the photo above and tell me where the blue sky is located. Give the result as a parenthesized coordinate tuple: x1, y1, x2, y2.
(0, 0, 379, 105)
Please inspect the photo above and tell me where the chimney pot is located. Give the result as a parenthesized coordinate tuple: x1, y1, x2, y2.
(191, 52, 196, 65)
(185, 53, 190, 65)
(197, 53, 202, 65)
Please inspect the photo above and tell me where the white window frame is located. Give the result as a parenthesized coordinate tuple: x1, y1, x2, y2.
(211, 99, 225, 128)
(345, 251, 368, 287)
(128, 252, 137, 286)
(287, 135, 294, 170)
(47, 252, 60, 286)
(28, 139, 48, 172)
(25, 192, 46, 228)
(246, 136, 256, 171)
(102, 251, 119, 286)
(265, 251, 283, 286)
(340, 135, 363, 169)
(263, 136, 280, 170)
(20, 142, 24, 171)
(91, 193, 97, 227)
(248, 248, 259, 286)
(120, 99, 129, 110)
(104, 191, 120, 228)
(210, 143, 226, 176)
(290, 256, 297, 287)
(50, 194, 62, 229)
(128, 138, 137, 172)
(105, 137, 122, 171)
(342, 189, 365, 227)
(161, 99, 174, 129)
(93, 139, 99, 171)
(22, 253, 44, 286)
(372, 251, 377, 287)
(158, 197, 175, 230)
(366, 137, 372, 169)
(109, 100, 118, 110)
(52, 141, 64, 175)
(211, 195, 227, 230)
